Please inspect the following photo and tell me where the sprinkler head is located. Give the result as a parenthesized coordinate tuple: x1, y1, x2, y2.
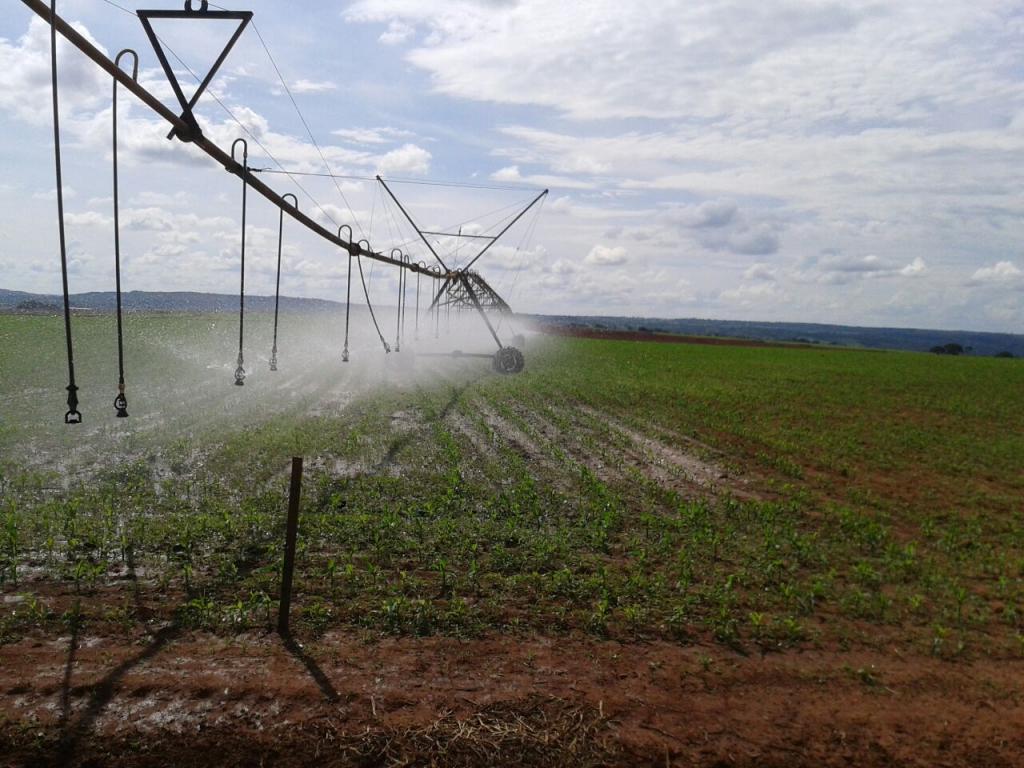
(114, 392, 128, 418)
(234, 365, 246, 386)
(64, 383, 82, 424)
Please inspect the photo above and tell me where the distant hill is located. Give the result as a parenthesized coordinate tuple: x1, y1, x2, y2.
(0, 289, 341, 314)
(527, 314, 1024, 358)
(2, 289, 1020, 357)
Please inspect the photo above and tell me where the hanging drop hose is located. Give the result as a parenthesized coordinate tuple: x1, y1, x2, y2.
(401, 255, 409, 349)
(357, 239, 391, 354)
(112, 49, 138, 418)
(415, 269, 421, 340)
(391, 249, 404, 352)
(270, 193, 298, 371)
(49, 0, 80, 424)
(231, 138, 248, 386)
(339, 225, 353, 362)
(434, 277, 441, 340)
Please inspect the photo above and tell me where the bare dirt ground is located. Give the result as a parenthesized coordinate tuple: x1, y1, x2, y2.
(2, 628, 1022, 767)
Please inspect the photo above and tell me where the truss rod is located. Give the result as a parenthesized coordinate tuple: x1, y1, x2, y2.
(460, 274, 503, 351)
(19, 0, 439, 279)
(462, 188, 548, 272)
(420, 231, 496, 241)
(376, 175, 449, 272)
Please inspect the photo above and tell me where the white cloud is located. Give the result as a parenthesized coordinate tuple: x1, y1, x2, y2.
(585, 245, 628, 266)
(720, 281, 782, 304)
(727, 227, 780, 256)
(900, 256, 927, 277)
(672, 199, 738, 229)
(347, 0, 1020, 124)
(289, 79, 337, 94)
(662, 201, 781, 256)
(744, 263, 776, 282)
(0, 17, 108, 124)
(65, 211, 111, 227)
(490, 165, 592, 190)
(33, 187, 77, 201)
(378, 20, 415, 45)
(376, 143, 432, 175)
(332, 126, 415, 145)
(491, 166, 522, 182)
(796, 253, 928, 284)
(970, 260, 1021, 283)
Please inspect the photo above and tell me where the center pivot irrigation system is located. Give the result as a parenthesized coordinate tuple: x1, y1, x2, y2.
(24, 0, 548, 424)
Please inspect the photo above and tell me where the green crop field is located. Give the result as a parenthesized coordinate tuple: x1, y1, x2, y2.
(1, 312, 1022, 766)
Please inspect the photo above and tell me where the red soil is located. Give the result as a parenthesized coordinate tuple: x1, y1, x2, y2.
(2, 626, 1022, 767)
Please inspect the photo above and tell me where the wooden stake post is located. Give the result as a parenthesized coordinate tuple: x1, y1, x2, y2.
(278, 457, 303, 635)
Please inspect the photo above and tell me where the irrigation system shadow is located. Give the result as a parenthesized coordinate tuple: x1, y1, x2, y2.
(55, 622, 182, 768)
(373, 374, 483, 472)
(282, 634, 340, 703)
(438, 375, 482, 422)
(58, 602, 81, 733)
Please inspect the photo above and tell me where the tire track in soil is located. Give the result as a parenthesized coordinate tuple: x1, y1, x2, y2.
(575, 403, 763, 501)
(466, 398, 627, 494)
(485, 396, 706, 501)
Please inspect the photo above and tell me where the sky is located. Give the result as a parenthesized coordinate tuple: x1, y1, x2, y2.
(1, 0, 1023, 333)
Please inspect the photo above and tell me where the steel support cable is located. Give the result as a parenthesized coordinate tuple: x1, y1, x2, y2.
(49, 0, 80, 424)
(383, 198, 413, 330)
(139, 0, 367, 236)
(94, 0, 343, 232)
(253, 167, 542, 193)
(112, 48, 138, 418)
(379, 191, 426, 279)
(498, 193, 545, 300)
(355, 240, 390, 354)
(461, 189, 548, 274)
(413, 201, 531, 270)
(378, 186, 408, 351)
(381, 188, 405, 274)
(271, 193, 298, 371)
(247, 20, 366, 239)
(453, 226, 464, 271)
(366, 185, 379, 287)
(497, 195, 545, 335)
(158, 44, 343, 233)
(510, 195, 545, 297)
(231, 138, 248, 385)
(109, 0, 343, 235)
(493, 225, 528, 330)
(383, 196, 533, 256)
(340, 225, 353, 362)
(179, 0, 366, 235)
(24, 0, 439, 280)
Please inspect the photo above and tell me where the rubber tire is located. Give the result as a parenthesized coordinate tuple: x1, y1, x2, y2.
(493, 346, 525, 374)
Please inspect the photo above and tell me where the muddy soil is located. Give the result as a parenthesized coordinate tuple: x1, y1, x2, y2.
(1, 628, 1021, 767)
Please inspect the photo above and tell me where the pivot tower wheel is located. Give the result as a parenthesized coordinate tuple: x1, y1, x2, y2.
(492, 346, 525, 374)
